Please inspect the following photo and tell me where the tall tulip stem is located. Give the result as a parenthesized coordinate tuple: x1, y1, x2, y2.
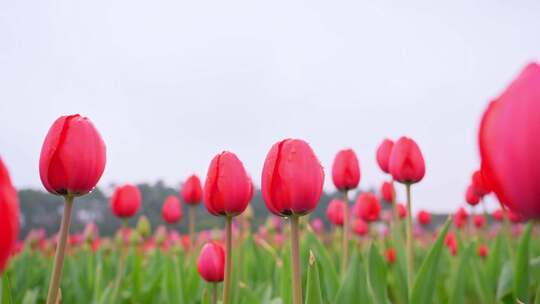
(189, 205, 196, 247)
(111, 220, 129, 302)
(223, 216, 232, 304)
(46, 195, 74, 304)
(211, 283, 218, 304)
(341, 190, 349, 274)
(405, 184, 414, 290)
(290, 215, 303, 304)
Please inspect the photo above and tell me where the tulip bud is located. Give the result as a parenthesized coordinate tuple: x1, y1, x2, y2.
(82, 222, 98, 244)
(380, 181, 395, 203)
(331, 149, 360, 191)
(376, 139, 394, 174)
(203, 151, 252, 217)
(326, 199, 345, 226)
(181, 174, 203, 205)
(471, 170, 490, 196)
(492, 209, 504, 222)
(416, 210, 432, 226)
(197, 242, 225, 282)
(111, 184, 142, 218)
(261, 139, 324, 216)
(0, 158, 20, 273)
(136, 215, 151, 238)
(353, 193, 381, 222)
(310, 218, 324, 234)
(162, 195, 182, 224)
(388, 137, 425, 184)
(39, 114, 106, 196)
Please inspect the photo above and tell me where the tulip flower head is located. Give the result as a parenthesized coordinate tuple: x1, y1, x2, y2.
(162, 195, 182, 224)
(376, 139, 394, 174)
(111, 184, 142, 218)
(471, 170, 490, 196)
(380, 181, 395, 203)
(417, 210, 432, 226)
(386, 248, 397, 264)
(478, 244, 489, 258)
(388, 137, 425, 184)
(310, 218, 324, 234)
(181, 174, 203, 205)
(492, 209, 505, 222)
(203, 151, 253, 217)
(261, 139, 324, 217)
(352, 218, 369, 236)
(473, 215, 486, 229)
(332, 149, 360, 191)
(397, 203, 407, 219)
(0, 158, 20, 273)
(39, 114, 106, 196)
(478, 63, 540, 218)
(353, 193, 381, 222)
(197, 242, 225, 282)
(326, 199, 345, 226)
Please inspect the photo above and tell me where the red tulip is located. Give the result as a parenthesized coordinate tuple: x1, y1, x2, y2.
(473, 215, 486, 229)
(478, 63, 540, 218)
(465, 185, 480, 206)
(471, 170, 490, 196)
(326, 199, 345, 226)
(380, 181, 395, 203)
(416, 210, 432, 226)
(0, 158, 20, 273)
(110, 184, 142, 218)
(203, 151, 252, 216)
(376, 139, 394, 174)
(352, 218, 369, 236)
(388, 137, 425, 184)
(396, 203, 407, 219)
(181, 174, 203, 205)
(197, 242, 225, 282)
(454, 207, 469, 229)
(492, 209, 504, 222)
(332, 149, 360, 191)
(261, 139, 324, 216)
(39, 114, 106, 196)
(385, 248, 396, 264)
(310, 218, 324, 234)
(478, 244, 488, 258)
(162, 195, 182, 224)
(353, 193, 381, 222)
(445, 231, 458, 256)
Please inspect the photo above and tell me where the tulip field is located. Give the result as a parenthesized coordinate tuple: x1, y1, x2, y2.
(1, 62, 540, 304)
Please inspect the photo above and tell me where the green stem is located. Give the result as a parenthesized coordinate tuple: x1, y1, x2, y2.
(405, 184, 414, 291)
(189, 205, 196, 248)
(341, 190, 349, 274)
(212, 283, 218, 304)
(111, 220, 129, 302)
(290, 215, 303, 304)
(223, 216, 232, 304)
(46, 195, 74, 304)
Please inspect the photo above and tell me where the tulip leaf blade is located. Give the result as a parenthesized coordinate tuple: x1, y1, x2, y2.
(368, 243, 389, 304)
(410, 218, 451, 304)
(513, 222, 533, 303)
(305, 250, 324, 304)
(335, 250, 371, 304)
(448, 241, 474, 304)
(1, 273, 13, 304)
(304, 232, 339, 302)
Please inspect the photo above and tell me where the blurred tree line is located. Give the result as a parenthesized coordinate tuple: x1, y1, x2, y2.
(18, 181, 449, 239)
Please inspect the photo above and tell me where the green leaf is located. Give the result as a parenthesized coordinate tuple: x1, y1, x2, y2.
(305, 251, 324, 304)
(304, 233, 339, 303)
(486, 232, 504, 294)
(335, 250, 371, 304)
(535, 282, 540, 304)
(368, 243, 389, 304)
(1, 274, 13, 304)
(391, 221, 409, 304)
(448, 242, 474, 304)
(410, 218, 451, 304)
(514, 222, 533, 303)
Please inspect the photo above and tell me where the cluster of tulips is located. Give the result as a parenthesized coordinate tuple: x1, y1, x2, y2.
(1, 62, 540, 303)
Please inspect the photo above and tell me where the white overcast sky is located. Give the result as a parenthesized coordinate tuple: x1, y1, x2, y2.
(1, 0, 539, 212)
